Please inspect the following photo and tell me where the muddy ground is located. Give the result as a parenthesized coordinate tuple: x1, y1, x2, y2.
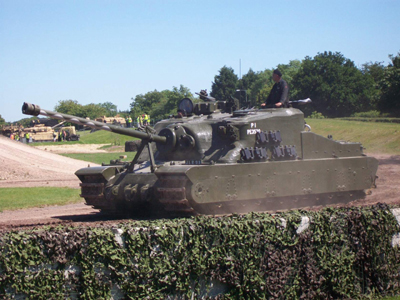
(0, 135, 399, 231)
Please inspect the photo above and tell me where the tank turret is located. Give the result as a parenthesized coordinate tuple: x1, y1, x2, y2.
(22, 98, 378, 217)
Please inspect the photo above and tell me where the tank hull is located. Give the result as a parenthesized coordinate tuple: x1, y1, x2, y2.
(22, 101, 380, 217)
(76, 155, 378, 216)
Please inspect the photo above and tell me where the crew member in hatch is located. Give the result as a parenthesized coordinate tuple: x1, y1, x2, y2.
(261, 69, 289, 108)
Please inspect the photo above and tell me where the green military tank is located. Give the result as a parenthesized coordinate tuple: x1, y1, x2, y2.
(22, 96, 378, 217)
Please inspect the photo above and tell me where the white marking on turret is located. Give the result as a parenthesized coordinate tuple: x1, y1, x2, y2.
(247, 129, 261, 135)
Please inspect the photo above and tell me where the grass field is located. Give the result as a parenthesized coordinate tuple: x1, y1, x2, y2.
(60, 152, 136, 165)
(31, 129, 138, 147)
(305, 118, 400, 155)
(31, 119, 400, 155)
(27, 119, 400, 165)
(0, 187, 81, 212)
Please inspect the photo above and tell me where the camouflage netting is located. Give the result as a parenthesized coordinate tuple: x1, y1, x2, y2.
(1, 203, 400, 299)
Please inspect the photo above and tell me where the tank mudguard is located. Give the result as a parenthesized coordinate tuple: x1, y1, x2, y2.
(75, 166, 123, 182)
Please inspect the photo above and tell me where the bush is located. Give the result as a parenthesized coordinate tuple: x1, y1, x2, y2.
(2, 204, 400, 299)
(309, 111, 325, 119)
(351, 110, 389, 118)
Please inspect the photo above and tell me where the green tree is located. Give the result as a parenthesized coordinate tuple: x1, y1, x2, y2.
(237, 61, 301, 108)
(292, 51, 373, 117)
(54, 100, 85, 117)
(210, 66, 238, 100)
(54, 100, 116, 119)
(18, 117, 39, 127)
(238, 68, 262, 107)
(100, 102, 118, 117)
(361, 61, 385, 110)
(253, 69, 274, 106)
(82, 103, 108, 120)
(276, 60, 302, 97)
(0, 114, 5, 126)
(130, 85, 193, 122)
(162, 85, 193, 116)
(378, 52, 400, 116)
(239, 68, 258, 90)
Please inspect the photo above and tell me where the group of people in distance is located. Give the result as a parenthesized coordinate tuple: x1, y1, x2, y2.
(125, 113, 150, 129)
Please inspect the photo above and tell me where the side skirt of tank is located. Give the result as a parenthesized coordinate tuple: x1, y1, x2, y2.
(76, 166, 125, 213)
(76, 166, 169, 217)
(155, 156, 379, 215)
(102, 171, 160, 217)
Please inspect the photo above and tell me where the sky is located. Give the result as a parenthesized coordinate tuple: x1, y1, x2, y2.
(1, 0, 399, 122)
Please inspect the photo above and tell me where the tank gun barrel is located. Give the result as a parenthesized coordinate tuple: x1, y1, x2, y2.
(21, 102, 167, 144)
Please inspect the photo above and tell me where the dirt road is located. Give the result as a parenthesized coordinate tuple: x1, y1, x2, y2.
(0, 135, 399, 231)
(0, 135, 100, 188)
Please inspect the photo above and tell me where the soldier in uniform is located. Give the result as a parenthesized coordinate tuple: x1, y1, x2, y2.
(261, 69, 289, 108)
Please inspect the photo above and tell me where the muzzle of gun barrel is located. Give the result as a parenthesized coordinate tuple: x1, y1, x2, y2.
(22, 102, 41, 116)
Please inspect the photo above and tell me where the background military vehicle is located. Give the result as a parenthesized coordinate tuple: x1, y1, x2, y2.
(22, 123, 54, 142)
(22, 97, 378, 217)
(95, 115, 126, 126)
(0, 124, 23, 138)
(19, 120, 80, 142)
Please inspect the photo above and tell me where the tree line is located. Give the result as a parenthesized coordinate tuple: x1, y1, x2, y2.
(6, 50, 398, 126)
(130, 50, 400, 120)
(211, 51, 400, 118)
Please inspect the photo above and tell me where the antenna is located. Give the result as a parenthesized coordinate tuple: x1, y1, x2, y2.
(239, 59, 241, 79)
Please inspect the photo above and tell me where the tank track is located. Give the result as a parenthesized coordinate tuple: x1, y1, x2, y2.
(79, 174, 118, 214)
(156, 175, 197, 216)
(80, 173, 198, 217)
(80, 174, 367, 217)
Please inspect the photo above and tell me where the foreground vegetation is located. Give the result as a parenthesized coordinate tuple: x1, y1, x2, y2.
(0, 187, 81, 212)
(1, 205, 400, 299)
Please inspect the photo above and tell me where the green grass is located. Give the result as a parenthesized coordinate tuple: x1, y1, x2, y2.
(31, 129, 138, 146)
(82, 119, 399, 155)
(78, 129, 136, 145)
(60, 152, 136, 165)
(306, 118, 400, 155)
(0, 187, 82, 212)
